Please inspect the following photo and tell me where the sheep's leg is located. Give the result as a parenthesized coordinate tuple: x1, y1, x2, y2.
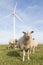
(23, 49, 25, 61)
(27, 49, 30, 60)
(8, 44, 11, 49)
(35, 47, 37, 52)
(29, 48, 31, 54)
(33, 47, 35, 54)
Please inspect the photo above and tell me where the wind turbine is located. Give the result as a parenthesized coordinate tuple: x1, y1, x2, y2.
(0, 2, 23, 39)
(13, 2, 17, 39)
(11, 2, 23, 39)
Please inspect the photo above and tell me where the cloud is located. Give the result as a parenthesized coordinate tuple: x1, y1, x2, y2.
(17, 5, 43, 26)
(34, 19, 43, 25)
(27, 5, 40, 10)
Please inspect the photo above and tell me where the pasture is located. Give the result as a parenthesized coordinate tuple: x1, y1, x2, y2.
(0, 44, 43, 65)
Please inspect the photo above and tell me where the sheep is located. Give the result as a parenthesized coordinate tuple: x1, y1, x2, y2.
(29, 38, 38, 54)
(8, 39, 18, 49)
(17, 31, 34, 61)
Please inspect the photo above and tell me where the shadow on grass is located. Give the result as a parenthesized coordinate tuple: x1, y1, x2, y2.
(7, 51, 21, 57)
(7, 50, 22, 61)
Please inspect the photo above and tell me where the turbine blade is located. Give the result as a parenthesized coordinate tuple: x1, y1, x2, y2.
(15, 2, 17, 10)
(0, 14, 11, 19)
(14, 2, 17, 13)
(15, 14, 23, 22)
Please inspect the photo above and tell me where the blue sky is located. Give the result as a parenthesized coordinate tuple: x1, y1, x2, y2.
(0, 0, 43, 44)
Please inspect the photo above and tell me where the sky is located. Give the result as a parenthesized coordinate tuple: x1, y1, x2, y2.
(0, 0, 43, 44)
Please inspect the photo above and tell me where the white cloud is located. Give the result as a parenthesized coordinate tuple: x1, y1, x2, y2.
(27, 5, 40, 10)
(34, 19, 43, 25)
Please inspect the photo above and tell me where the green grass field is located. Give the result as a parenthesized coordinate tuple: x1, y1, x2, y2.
(0, 44, 43, 65)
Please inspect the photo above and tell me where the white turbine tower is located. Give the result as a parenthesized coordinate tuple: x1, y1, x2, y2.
(12, 2, 23, 39)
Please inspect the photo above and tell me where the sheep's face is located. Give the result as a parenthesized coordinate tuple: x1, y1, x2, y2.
(15, 39, 18, 43)
(23, 31, 34, 40)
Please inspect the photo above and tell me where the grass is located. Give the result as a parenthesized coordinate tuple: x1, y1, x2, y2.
(0, 44, 43, 65)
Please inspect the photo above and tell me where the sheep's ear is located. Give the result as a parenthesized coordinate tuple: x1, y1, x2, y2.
(22, 31, 26, 34)
(31, 31, 34, 34)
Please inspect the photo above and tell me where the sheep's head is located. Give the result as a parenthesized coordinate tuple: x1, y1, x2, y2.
(23, 31, 34, 40)
(15, 39, 18, 43)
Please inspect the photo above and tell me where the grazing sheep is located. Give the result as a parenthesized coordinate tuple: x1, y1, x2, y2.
(8, 39, 18, 49)
(17, 31, 34, 61)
